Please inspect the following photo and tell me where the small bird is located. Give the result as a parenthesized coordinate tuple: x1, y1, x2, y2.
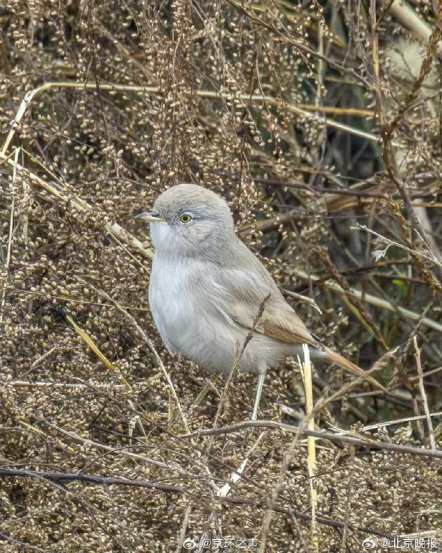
(137, 184, 384, 419)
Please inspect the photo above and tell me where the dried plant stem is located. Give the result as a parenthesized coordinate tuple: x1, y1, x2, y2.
(1, 82, 158, 155)
(44, 420, 173, 469)
(386, 12, 442, 137)
(11, 380, 126, 389)
(66, 314, 131, 390)
(258, 346, 319, 553)
(183, 421, 442, 459)
(0, 147, 19, 323)
(18, 419, 76, 455)
(2, 81, 385, 160)
(0, 467, 393, 539)
(413, 337, 436, 449)
(339, 468, 354, 553)
(319, 249, 389, 349)
(294, 269, 442, 333)
(217, 433, 265, 497)
(254, 177, 442, 202)
(0, 468, 185, 494)
(373, 2, 442, 277)
(0, 151, 154, 260)
(175, 504, 193, 553)
(364, 410, 442, 431)
(300, 345, 318, 550)
(355, 224, 442, 269)
(389, 0, 433, 42)
(74, 277, 191, 434)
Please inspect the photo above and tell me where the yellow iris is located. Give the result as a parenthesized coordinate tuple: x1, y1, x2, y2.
(180, 214, 192, 223)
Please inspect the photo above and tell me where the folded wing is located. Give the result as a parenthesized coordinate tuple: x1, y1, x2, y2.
(211, 267, 386, 392)
(214, 268, 317, 347)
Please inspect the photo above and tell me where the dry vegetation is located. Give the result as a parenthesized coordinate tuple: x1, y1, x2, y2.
(1, 0, 442, 551)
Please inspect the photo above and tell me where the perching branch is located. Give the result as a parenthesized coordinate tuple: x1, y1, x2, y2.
(0, 467, 394, 539)
(182, 421, 442, 460)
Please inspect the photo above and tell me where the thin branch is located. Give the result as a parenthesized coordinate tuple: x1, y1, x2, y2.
(42, 420, 173, 470)
(300, 346, 318, 549)
(213, 294, 270, 428)
(0, 468, 185, 494)
(0, 467, 393, 539)
(0, 152, 154, 260)
(293, 268, 442, 334)
(389, 0, 433, 42)
(0, 147, 19, 323)
(2, 81, 386, 160)
(225, 0, 375, 91)
(175, 504, 193, 553)
(74, 277, 192, 434)
(355, 224, 442, 269)
(370, 0, 442, 295)
(182, 421, 442, 460)
(414, 337, 437, 449)
(254, 177, 441, 202)
(319, 249, 389, 349)
(10, 380, 126, 389)
(363, 411, 442, 431)
(221, 496, 393, 539)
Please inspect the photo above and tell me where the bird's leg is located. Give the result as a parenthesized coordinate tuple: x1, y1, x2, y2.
(252, 371, 266, 421)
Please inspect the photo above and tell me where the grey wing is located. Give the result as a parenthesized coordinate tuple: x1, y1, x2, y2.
(214, 268, 317, 347)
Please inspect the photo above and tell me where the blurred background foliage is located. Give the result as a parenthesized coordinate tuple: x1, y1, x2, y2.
(0, 0, 442, 551)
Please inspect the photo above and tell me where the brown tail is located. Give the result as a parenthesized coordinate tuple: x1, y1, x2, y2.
(323, 346, 387, 393)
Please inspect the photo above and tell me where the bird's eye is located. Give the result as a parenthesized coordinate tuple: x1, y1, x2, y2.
(180, 213, 193, 224)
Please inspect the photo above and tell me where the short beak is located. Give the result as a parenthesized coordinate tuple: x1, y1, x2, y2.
(135, 212, 166, 223)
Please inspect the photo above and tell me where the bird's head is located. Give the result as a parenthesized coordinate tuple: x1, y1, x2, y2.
(136, 184, 235, 258)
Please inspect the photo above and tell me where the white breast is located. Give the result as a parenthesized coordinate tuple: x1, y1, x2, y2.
(148, 256, 294, 375)
(148, 255, 239, 370)
(149, 256, 190, 353)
